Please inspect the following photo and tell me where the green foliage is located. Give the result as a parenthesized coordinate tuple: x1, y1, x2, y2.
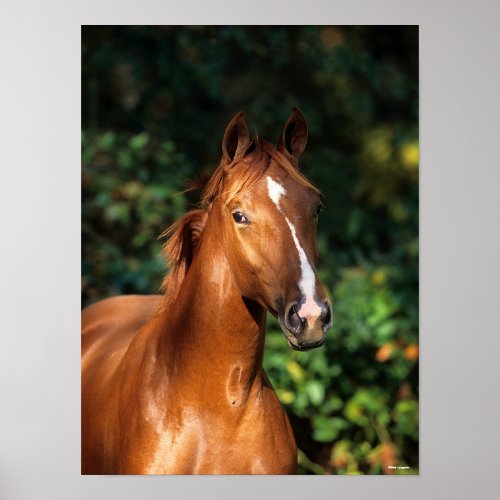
(82, 130, 194, 303)
(82, 26, 418, 474)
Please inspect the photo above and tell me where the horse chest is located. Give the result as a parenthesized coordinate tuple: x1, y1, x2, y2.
(135, 392, 297, 474)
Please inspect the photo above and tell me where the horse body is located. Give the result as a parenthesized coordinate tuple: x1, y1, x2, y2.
(83, 222, 296, 474)
(82, 108, 332, 474)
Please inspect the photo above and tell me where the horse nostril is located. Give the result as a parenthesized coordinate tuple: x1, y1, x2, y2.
(321, 301, 332, 329)
(285, 303, 303, 334)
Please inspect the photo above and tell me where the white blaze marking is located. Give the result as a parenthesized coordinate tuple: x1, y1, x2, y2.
(267, 176, 285, 208)
(266, 176, 322, 325)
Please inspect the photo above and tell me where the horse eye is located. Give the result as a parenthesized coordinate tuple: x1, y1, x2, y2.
(232, 211, 249, 224)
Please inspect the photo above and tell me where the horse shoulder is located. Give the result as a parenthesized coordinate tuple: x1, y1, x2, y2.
(251, 374, 297, 473)
(202, 374, 296, 474)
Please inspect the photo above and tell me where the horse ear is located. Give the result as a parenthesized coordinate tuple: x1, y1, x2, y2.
(277, 107, 308, 158)
(222, 112, 251, 163)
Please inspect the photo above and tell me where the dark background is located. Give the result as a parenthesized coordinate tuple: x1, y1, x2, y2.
(82, 25, 418, 474)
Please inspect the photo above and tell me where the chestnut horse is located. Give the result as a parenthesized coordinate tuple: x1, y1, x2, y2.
(82, 108, 333, 474)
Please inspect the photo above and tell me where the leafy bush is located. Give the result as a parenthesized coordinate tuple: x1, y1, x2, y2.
(264, 263, 418, 474)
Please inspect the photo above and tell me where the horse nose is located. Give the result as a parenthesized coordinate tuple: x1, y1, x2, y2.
(284, 300, 333, 335)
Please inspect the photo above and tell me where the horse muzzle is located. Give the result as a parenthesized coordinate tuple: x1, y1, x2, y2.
(278, 299, 332, 351)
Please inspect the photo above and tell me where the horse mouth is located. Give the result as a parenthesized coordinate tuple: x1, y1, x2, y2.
(277, 314, 326, 351)
(286, 336, 325, 351)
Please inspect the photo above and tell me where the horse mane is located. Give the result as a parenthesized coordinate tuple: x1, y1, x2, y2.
(160, 209, 207, 299)
(160, 138, 319, 302)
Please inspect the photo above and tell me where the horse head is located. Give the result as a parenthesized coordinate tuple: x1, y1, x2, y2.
(202, 108, 333, 350)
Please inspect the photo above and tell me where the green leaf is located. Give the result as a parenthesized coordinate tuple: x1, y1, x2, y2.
(129, 132, 149, 150)
(321, 396, 344, 413)
(312, 416, 348, 442)
(97, 131, 115, 151)
(118, 150, 133, 169)
(105, 203, 130, 224)
(306, 380, 325, 406)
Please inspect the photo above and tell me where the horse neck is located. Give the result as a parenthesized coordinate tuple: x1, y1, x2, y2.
(155, 213, 267, 400)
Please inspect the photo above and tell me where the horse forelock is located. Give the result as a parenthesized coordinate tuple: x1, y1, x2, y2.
(202, 138, 319, 207)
